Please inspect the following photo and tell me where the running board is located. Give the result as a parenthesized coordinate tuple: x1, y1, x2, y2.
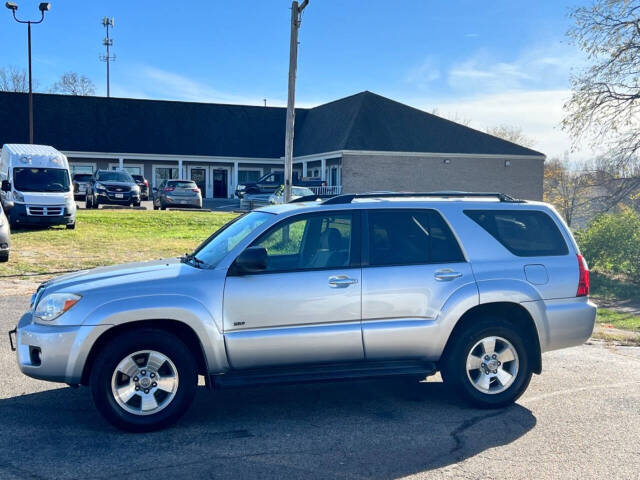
(210, 360, 437, 389)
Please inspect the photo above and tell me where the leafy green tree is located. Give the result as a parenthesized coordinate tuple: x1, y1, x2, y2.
(578, 207, 640, 283)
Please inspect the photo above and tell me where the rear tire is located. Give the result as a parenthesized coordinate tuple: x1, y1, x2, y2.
(85, 195, 93, 209)
(66, 222, 76, 230)
(441, 317, 532, 409)
(90, 328, 198, 432)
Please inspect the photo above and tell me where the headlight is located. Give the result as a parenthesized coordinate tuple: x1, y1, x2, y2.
(13, 191, 24, 203)
(132, 185, 140, 193)
(95, 182, 105, 191)
(34, 293, 81, 322)
(64, 192, 74, 206)
(237, 185, 246, 191)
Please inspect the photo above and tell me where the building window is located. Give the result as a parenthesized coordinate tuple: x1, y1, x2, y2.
(154, 167, 179, 188)
(111, 165, 142, 175)
(70, 164, 95, 175)
(238, 169, 262, 184)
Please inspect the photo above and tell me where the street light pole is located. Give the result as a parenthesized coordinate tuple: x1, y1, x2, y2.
(5, 2, 51, 145)
(283, 0, 309, 203)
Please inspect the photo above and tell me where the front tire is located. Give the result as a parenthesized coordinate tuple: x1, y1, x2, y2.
(0, 251, 8, 262)
(441, 318, 532, 409)
(90, 328, 198, 432)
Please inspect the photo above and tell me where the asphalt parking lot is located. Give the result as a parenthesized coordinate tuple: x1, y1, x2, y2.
(1, 293, 639, 480)
(74, 197, 241, 212)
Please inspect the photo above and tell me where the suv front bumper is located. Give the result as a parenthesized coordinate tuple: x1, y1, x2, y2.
(12, 311, 109, 384)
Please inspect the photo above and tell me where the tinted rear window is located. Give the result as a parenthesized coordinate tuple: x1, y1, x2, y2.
(73, 174, 92, 182)
(131, 175, 144, 181)
(464, 210, 568, 257)
(367, 209, 464, 266)
(168, 181, 196, 188)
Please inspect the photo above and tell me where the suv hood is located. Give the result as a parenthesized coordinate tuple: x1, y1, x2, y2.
(19, 192, 69, 205)
(40, 258, 183, 294)
(98, 181, 135, 188)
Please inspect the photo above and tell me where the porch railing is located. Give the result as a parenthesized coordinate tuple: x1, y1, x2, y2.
(309, 185, 342, 195)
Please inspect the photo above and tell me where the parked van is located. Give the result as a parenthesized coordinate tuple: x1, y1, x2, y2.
(0, 144, 76, 229)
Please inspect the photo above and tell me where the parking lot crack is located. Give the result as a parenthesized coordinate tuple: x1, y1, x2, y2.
(449, 410, 506, 457)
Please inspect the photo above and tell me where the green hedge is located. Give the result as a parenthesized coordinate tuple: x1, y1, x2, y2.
(577, 208, 640, 284)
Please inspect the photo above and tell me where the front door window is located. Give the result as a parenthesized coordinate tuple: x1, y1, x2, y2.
(191, 168, 207, 198)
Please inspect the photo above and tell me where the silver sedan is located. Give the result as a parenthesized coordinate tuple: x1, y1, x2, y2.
(152, 180, 202, 210)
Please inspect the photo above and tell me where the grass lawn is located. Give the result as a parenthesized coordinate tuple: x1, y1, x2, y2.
(590, 272, 639, 304)
(596, 308, 640, 332)
(0, 209, 238, 277)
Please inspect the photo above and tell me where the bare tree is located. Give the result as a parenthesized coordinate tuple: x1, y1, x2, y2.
(485, 124, 536, 148)
(430, 108, 472, 127)
(0, 66, 30, 92)
(563, 0, 640, 167)
(50, 72, 96, 96)
(544, 158, 593, 227)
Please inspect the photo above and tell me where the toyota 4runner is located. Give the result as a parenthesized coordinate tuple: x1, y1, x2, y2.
(9, 192, 596, 431)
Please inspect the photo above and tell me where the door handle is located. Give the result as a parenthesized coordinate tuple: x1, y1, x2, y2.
(434, 269, 463, 281)
(328, 275, 358, 288)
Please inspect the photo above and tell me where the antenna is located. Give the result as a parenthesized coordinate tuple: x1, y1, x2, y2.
(99, 17, 116, 97)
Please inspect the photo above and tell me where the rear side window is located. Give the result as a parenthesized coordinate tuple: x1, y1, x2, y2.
(464, 210, 568, 257)
(367, 209, 464, 266)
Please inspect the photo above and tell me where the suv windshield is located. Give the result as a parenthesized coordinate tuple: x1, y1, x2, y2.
(13, 168, 70, 192)
(191, 212, 272, 267)
(73, 174, 92, 182)
(97, 171, 134, 182)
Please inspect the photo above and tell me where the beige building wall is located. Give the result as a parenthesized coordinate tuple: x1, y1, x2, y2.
(341, 153, 544, 200)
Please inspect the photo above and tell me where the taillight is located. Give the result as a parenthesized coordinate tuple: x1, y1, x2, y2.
(164, 187, 175, 192)
(144, 180, 148, 186)
(192, 188, 200, 193)
(576, 254, 590, 297)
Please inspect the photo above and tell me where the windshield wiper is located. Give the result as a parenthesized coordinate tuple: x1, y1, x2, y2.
(180, 252, 205, 268)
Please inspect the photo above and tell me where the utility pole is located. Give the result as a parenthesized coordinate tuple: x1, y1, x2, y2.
(100, 17, 115, 97)
(283, 0, 309, 202)
(5, 2, 51, 144)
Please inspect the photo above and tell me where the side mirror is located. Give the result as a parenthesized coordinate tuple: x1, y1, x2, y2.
(231, 246, 268, 275)
(2, 200, 14, 212)
(1, 180, 10, 192)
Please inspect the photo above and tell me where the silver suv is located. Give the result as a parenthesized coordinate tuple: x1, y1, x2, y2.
(9, 192, 596, 431)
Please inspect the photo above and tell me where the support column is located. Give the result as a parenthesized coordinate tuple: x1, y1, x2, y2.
(320, 158, 326, 181)
(233, 161, 239, 199)
(302, 161, 307, 177)
(118, 157, 123, 170)
(178, 159, 183, 179)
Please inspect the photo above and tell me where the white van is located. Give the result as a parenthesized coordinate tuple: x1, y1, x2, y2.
(0, 144, 76, 229)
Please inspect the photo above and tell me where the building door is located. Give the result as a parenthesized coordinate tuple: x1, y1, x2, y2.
(190, 168, 207, 198)
(213, 169, 228, 198)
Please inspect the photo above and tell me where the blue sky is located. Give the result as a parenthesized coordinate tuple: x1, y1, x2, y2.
(0, 0, 587, 158)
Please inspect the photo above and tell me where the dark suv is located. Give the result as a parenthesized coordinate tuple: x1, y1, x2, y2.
(131, 174, 149, 201)
(86, 170, 141, 208)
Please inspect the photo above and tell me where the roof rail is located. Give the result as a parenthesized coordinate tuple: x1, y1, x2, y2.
(288, 194, 336, 203)
(321, 191, 524, 205)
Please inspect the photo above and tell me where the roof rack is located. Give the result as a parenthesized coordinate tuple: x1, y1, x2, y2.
(321, 191, 524, 205)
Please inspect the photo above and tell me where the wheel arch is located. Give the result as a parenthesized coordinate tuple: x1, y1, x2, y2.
(81, 319, 209, 386)
(442, 302, 542, 374)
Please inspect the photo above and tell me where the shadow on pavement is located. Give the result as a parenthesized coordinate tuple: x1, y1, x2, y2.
(0, 377, 535, 479)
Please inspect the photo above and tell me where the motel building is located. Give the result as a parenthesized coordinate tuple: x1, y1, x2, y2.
(0, 90, 545, 200)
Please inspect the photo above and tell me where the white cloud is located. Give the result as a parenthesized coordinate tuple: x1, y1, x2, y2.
(408, 89, 593, 160)
(406, 56, 441, 90)
(447, 44, 581, 94)
(112, 66, 272, 106)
